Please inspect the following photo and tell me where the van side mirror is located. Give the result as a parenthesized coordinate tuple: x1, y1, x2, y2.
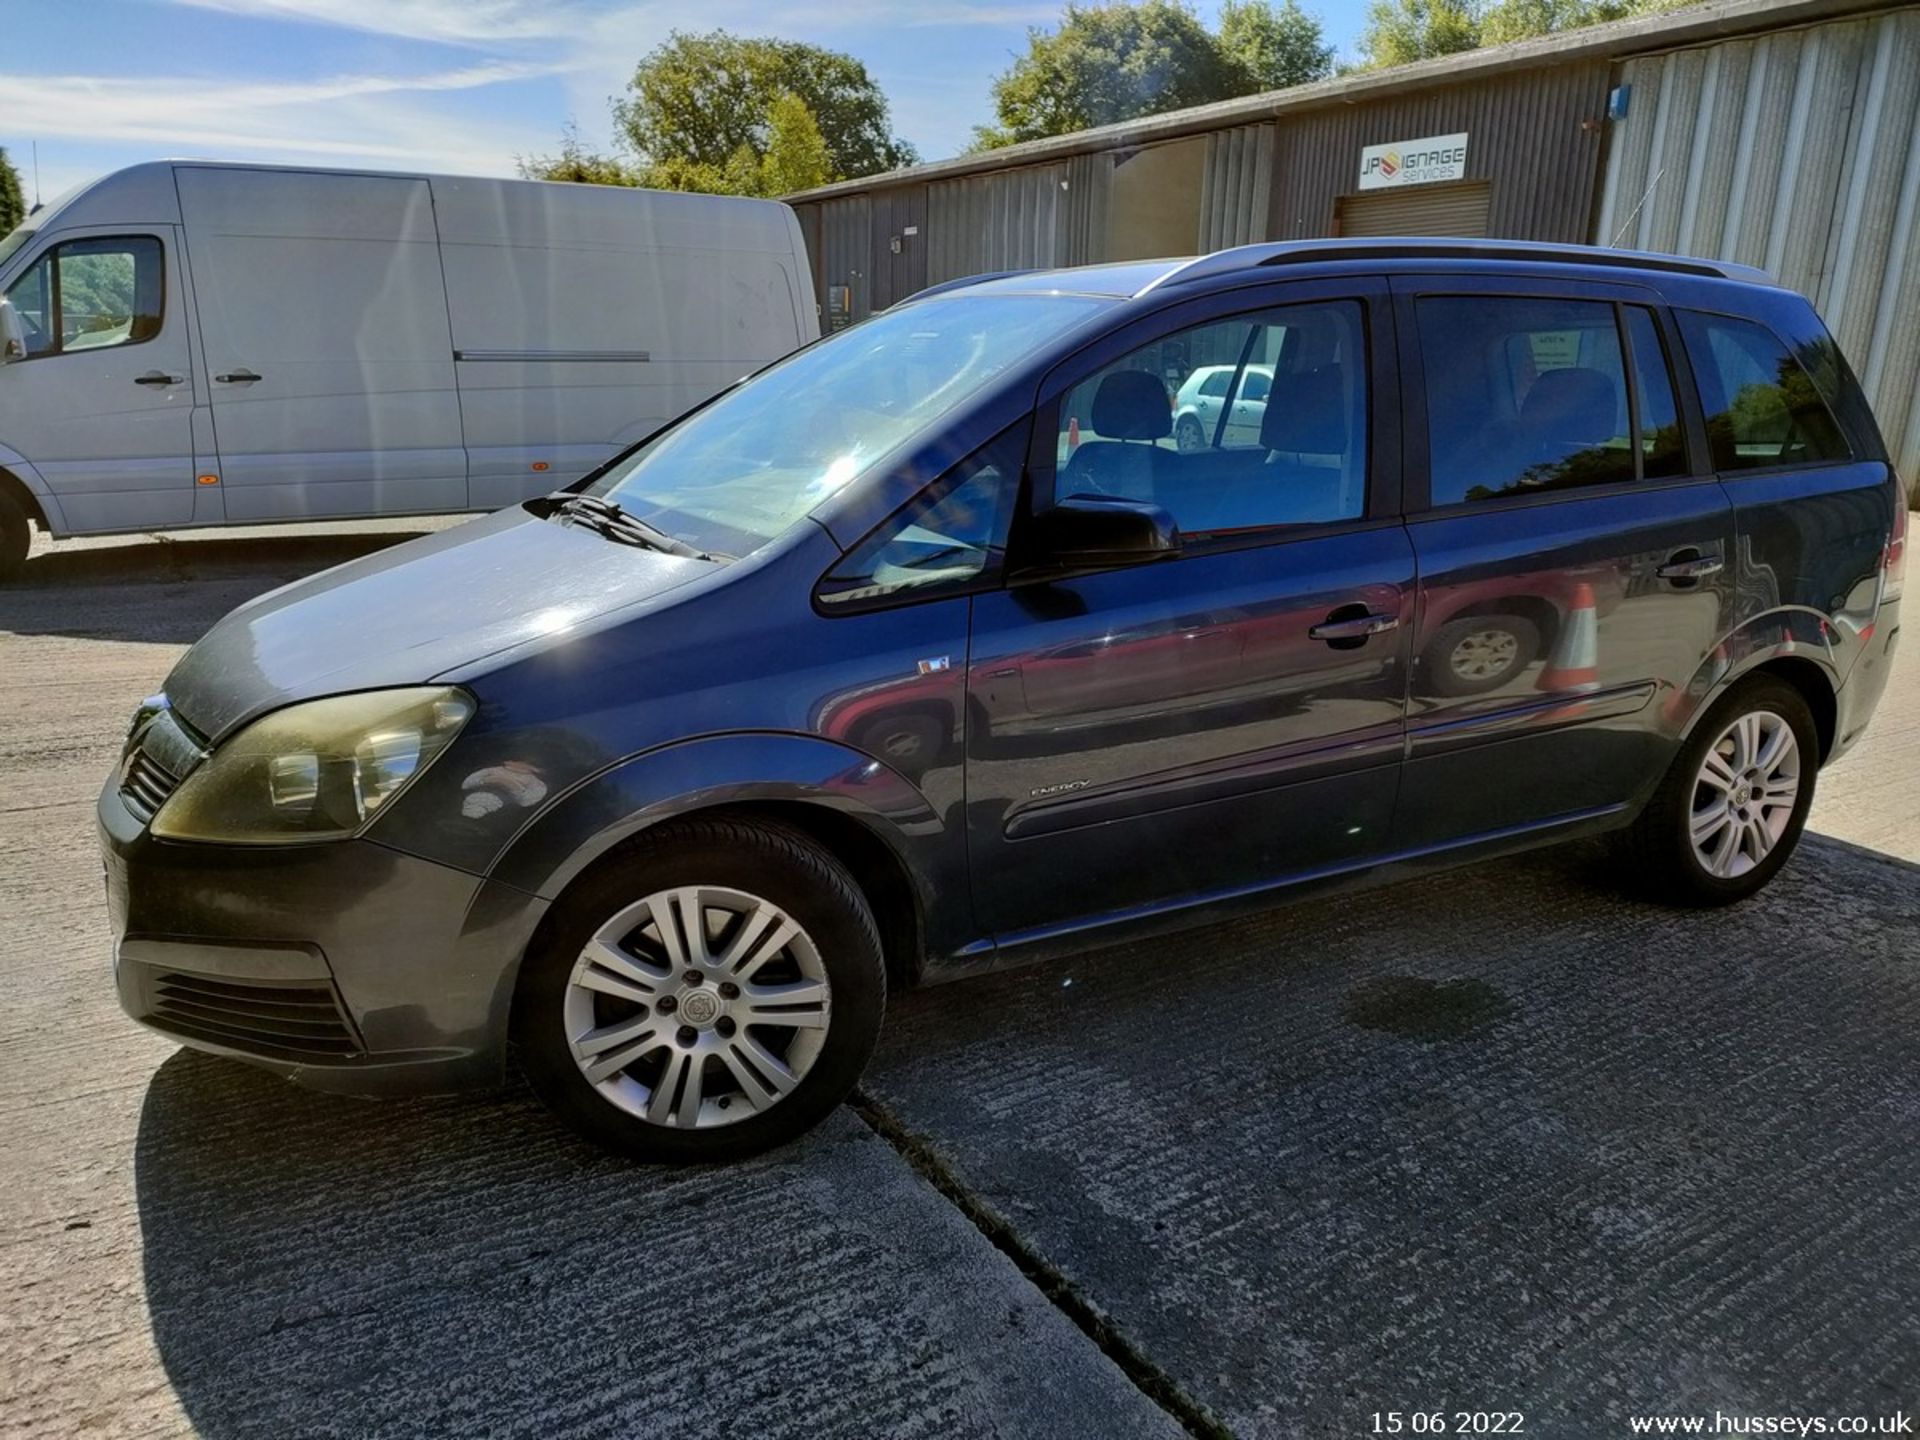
(1030, 494, 1180, 568)
(0, 301, 25, 363)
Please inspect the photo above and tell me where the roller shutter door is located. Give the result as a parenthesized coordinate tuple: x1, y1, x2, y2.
(1334, 181, 1492, 237)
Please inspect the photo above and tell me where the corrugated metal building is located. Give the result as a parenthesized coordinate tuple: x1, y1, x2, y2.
(789, 0, 1920, 486)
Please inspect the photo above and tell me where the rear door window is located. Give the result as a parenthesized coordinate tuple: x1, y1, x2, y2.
(1419, 295, 1642, 505)
(1675, 310, 1852, 472)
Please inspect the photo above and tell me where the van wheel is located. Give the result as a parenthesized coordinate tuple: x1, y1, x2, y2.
(514, 817, 886, 1163)
(0, 489, 29, 583)
(1616, 675, 1818, 906)
(1423, 614, 1539, 696)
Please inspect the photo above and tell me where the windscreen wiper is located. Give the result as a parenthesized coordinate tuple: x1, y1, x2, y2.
(543, 492, 721, 561)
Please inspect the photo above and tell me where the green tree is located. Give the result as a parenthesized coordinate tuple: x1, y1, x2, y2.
(1218, 0, 1335, 90)
(615, 31, 914, 183)
(0, 147, 26, 235)
(1354, 0, 1482, 68)
(976, 0, 1334, 149)
(517, 122, 639, 187)
(1359, 0, 1699, 66)
(756, 91, 836, 197)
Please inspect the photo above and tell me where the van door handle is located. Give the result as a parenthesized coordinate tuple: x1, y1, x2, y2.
(134, 370, 182, 386)
(215, 369, 261, 384)
(1309, 609, 1400, 645)
(1656, 550, 1724, 583)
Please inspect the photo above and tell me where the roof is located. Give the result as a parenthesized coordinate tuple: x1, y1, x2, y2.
(786, 0, 1901, 203)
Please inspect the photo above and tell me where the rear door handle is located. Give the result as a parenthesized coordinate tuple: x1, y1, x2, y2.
(1656, 551, 1724, 582)
(1309, 611, 1400, 644)
(134, 370, 182, 386)
(215, 368, 261, 384)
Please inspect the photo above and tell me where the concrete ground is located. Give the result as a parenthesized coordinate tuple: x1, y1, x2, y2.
(1, 522, 1915, 1439)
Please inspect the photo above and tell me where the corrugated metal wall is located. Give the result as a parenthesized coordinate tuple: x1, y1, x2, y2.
(926, 164, 1070, 283)
(1199, 123, 1276, 250)
(1269, 64, 1612, 241)
(811, 194, 872, 327)
(867, 184, 929, 310)
(1597, 10, 1920, 486)
(1065, 152, 1114, 266)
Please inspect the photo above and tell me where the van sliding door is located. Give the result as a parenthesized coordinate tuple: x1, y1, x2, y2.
(178, 167, 466, 522)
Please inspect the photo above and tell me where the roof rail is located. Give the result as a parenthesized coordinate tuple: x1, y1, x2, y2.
(1143, 238, 1774, 293)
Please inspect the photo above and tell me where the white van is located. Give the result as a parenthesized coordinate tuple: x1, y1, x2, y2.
(0, 161, 818, 578)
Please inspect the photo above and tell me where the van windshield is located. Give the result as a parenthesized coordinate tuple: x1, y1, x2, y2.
(0, 227, 34, 271)
(585, 292, 1109, 557)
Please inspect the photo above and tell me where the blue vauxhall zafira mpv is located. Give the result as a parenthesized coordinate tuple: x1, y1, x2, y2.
(101, 239, 1906, 1161)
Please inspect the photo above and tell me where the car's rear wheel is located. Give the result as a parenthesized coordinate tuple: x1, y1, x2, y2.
(1175, 415, 1207, 453)
(1616, 674, 1818, 906)
(514, 817, 886, 1162)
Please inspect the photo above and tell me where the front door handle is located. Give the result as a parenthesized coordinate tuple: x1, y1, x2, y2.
(134, 370, 182, 386)
(1309, 609, 1400, 645)
(1656, 550, 1724, 583)
(215, 368, 262, 384)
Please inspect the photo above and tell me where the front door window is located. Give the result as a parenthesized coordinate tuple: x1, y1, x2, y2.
(4, 235, 165, 359)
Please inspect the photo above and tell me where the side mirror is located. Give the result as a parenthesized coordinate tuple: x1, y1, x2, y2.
(1030, 493, 1180, 568)
(0, 300, 24, 363)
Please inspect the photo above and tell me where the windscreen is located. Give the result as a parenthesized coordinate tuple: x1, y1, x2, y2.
(0, 226, 34, 271)
(586, 292, 1109, 557)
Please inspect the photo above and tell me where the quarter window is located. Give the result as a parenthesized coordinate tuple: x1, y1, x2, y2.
(1054, 299, 1368, 535)
(1676, 310, 1852, 471)
(816, 429, 1022, 608)
(3, 235, 165, 359)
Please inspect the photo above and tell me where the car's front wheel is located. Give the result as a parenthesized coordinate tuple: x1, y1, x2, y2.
(0, 488, 30, 583)
(514, 817, 886, 1162)
(1617, 674, 1818, 906)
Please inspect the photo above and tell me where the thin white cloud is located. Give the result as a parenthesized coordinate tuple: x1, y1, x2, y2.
(0, 65, 551, 180)
(168, 0, 577, 46)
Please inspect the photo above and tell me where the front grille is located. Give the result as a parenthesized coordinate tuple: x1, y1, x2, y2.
(147, 972, 362, 1061)
(119, 749, 181, 822)
(117, 703, 208, 823)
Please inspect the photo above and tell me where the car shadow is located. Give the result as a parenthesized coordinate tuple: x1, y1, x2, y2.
(1, 530, 436, 645)
(132, 1049, 1095, 1438)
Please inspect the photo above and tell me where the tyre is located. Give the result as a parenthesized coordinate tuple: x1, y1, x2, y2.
(513, 817, 887, 1163)
(1175, 415, 1207, 453)
(0, 488, 29, 584)
(1616, 674, 1818, 906)
(1422, 613, 1540, 697)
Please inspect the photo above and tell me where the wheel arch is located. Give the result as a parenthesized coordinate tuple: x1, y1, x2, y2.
(488, 732, 954, 994)
(0, 464, 50, 532)
(1745, 655, 1838, 762)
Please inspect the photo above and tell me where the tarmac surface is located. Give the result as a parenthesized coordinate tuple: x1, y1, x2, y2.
(1, 520, 1915, 1438)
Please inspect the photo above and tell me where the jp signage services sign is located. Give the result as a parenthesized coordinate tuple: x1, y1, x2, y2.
(1358, 132, 1470, 190)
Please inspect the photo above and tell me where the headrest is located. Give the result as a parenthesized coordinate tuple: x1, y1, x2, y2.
(1091, 370, 1171, 441)
(1260, 366, 1349, 454)
(1521, 366, 1617, 446)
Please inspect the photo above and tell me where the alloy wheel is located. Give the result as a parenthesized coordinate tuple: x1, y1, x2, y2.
(1689, 709, 1801, 879)
(562, 886, 831, 1129)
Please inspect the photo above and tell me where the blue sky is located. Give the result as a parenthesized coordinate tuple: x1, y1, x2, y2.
(1, 0, 1374, 202)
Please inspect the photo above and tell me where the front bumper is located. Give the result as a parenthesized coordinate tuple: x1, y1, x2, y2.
(100, 775, 548, 1095)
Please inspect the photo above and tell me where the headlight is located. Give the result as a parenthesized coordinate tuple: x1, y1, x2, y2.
(151, 688, 474, 844)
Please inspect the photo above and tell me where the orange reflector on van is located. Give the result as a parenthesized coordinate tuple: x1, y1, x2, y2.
(531, 461, 550, 472)
(196, 474, 220, 485)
